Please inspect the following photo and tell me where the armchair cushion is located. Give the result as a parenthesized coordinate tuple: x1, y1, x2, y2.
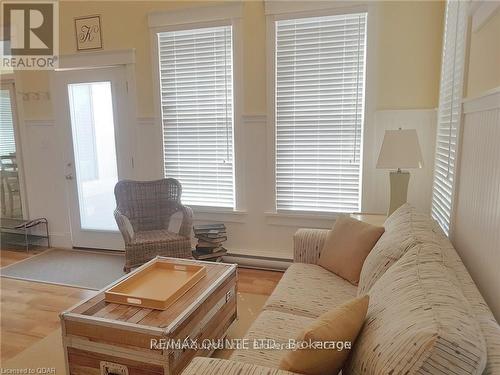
(124, 231, 191, 269)
(132, 229, 186, 245)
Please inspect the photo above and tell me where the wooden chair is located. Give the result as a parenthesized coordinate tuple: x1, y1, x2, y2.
(114, 178, 193, 272)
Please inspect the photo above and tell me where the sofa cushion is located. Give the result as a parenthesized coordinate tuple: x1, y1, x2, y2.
(344, 242, 487, 375)
(279, 295, 369, 375)
(357, 203, 442, 295)
(435, 235, 500, 375)
(264, 263, 357, 318)
(318, 216, 384, 285)
(182, 357, 299, 375)
(231, 310, 314, 368)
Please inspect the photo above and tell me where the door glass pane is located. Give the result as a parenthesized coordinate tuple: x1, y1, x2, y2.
(67, 82, 118, 231)
(0, 88, 23, 219)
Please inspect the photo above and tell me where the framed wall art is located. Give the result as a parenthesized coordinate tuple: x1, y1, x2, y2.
(74, 15, 103, 51)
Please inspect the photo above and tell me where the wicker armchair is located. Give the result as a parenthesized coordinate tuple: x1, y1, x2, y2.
(114, 178, 193, 272)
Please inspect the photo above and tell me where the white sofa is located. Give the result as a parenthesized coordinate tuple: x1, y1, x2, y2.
(182, 204, 500, 375)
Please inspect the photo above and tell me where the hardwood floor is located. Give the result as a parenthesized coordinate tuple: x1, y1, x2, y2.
(0, 248, 44, 267)
(0, 248, 283, 362)
(0, 249, 97, 361)
(237, 267, 284, 295)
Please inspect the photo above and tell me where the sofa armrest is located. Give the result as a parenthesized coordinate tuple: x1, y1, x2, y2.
(181, 357, 300, 375)
(114, 209, 135, 244)
(293, 228, 330, 264)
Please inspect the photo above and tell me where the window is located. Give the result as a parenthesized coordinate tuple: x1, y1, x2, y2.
(431, 1, 467, 235)
(275, 12, 367, 213)
(0, 83, 24, 218)
(0, 88, 16, 157)
(157, 25, 234, 208)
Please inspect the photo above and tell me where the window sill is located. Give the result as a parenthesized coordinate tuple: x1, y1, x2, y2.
(177, 206, 247, 223)
(265, 211, 339, 228)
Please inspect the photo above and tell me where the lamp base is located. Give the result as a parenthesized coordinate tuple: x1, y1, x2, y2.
(388, 170, 410, 216)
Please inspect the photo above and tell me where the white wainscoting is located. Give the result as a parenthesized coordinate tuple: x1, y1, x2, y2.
(364, 109, 437, 214)
(22, 119, 73, 248)
(453, 88, 500, 322)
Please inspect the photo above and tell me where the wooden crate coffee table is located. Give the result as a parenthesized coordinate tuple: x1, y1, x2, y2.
(60, 257, 237, 375)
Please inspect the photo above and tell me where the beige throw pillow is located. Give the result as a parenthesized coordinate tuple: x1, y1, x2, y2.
(279, 295, 370, 375)
(318, 215, 384, 285)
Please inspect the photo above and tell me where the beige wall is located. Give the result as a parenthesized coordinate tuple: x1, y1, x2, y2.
(18, 0, 444, 119)
(466, 9, 500, 98)
(375, 1, 444, 109)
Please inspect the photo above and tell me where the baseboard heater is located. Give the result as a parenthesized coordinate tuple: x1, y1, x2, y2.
(222, 252, 292, 271)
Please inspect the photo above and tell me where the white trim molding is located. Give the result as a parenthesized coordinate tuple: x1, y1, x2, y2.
(223, 253, 292, 270)
(171, 208, 247, 224)
(265, 1, 367, 16)
(57, 49, 136, 70)
(470, 0, 500, 32)
(190, 210, 247, 224)
(148, 3, 243, 28)
(265, 211, 337, 228)
(463, 87, 500, 114)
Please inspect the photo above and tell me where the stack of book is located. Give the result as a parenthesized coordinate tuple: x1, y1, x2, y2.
(192, 224, 227, 261)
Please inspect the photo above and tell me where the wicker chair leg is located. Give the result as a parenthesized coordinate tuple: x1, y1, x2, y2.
(123, 265, 131, 273)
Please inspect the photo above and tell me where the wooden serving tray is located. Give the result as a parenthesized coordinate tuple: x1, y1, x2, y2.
(104, 259, 206, 310)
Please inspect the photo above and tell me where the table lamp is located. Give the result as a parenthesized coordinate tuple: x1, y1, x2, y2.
(376, 129, 423, 215)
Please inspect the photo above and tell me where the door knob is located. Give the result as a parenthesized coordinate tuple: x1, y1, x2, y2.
(65, 173, 73, 180)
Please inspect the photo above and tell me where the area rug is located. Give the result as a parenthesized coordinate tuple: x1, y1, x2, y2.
(0, 248, 126, 290)
(0, 292, 268, 373)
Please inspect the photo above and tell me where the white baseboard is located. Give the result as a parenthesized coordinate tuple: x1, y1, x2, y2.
(48, 232, 72, 249)
(223, 253, 291, 271)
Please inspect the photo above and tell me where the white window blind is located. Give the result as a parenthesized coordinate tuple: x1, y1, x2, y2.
(0, 89, 16, 157)
(275, 13, 367, 213)
(67, 83, 99, 182)
(431, 1, 467, 235)
(157, 25, 234, 208)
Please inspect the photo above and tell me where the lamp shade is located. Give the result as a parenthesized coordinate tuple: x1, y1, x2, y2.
(376, 129, 423, 169)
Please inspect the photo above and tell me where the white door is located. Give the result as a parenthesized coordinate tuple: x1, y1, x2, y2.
(54, 67, 132, 250)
